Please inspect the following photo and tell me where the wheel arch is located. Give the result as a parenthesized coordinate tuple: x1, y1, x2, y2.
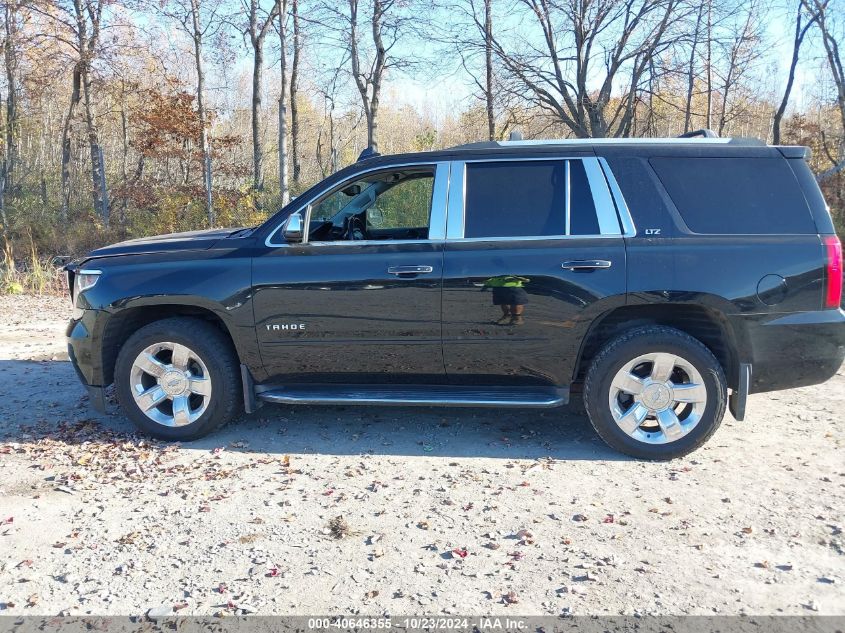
(100, 303, 241, 386)
(574, 303, 747, 389)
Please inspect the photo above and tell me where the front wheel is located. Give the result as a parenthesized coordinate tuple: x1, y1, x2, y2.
(114, 317, 242, 441)
(583, 326, 727, 460)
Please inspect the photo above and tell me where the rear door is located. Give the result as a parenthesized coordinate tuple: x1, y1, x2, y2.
(441, 156, 630, 387)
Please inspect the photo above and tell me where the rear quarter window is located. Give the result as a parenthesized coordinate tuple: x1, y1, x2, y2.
(649, 157, 816, 235)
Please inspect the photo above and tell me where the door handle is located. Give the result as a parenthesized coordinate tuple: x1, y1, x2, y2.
(387, 265, 434, 276)
(561, 260, 612, 271)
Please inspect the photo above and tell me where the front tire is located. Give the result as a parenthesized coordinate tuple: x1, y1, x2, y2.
(114, 317, 241, 441)
(583, 326, 727, 460)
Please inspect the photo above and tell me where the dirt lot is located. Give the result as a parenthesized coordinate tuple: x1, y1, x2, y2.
(0, 294, 843, 617)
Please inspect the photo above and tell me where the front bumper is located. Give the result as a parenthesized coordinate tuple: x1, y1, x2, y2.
(67, 310, 109, 412)
(745, 308, 845, 393)
(66, 308, 109, 385)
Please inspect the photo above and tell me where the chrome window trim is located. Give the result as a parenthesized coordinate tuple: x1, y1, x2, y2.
(428, 162, 449, 241)
(449, 234, 628, 244)
(564, 161, 571, 236)
(597, 157, 637, 237)
(448, 155, 625, 240)
(304, 239, 440, 247)
(265, 161, 449, 248)
(583, 157, 622, 235)
(445, 161, 465, 240)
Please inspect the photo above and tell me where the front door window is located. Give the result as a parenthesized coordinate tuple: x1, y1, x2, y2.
(308, 168, 435, 243)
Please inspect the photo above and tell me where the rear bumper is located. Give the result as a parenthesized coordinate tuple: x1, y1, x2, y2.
(745, 309, 845, 393)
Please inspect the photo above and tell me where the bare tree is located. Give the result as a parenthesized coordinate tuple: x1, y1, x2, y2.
(189, 0, 214, 225)
(483, 0, 493, 140)
(0, 0, 26, 233)
(276, 0, 289, 204)
(714, 0, 764, 136)
(37, 0, 110, 223)
(331, 0, 422, 152)
(804, 0, 845, 182)
(442, 0, 498, 140)
(682, 1, 706, 133)
(154, 0, 222, 226)
(242, 0, 280, 193)
(290, 0, 302, 187)
(491, 0, 688, 138)
(773, 1, 821, 144)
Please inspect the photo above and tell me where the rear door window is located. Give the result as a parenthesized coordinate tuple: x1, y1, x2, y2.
(463, 160, 604, 238)
(649, 157, 816, 235)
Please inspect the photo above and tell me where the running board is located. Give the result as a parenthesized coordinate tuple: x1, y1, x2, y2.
(256, 384, 568, 408)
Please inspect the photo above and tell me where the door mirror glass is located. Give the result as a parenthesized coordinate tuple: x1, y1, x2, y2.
(282, 211, 304, 242)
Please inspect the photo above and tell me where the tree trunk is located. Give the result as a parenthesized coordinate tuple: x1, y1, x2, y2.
(81, 61, 108, 225)
(190, 0, 214, 227)
(290, 0, 301, 185)
(120, 89, 129, 225)
(684, 2, 705, 133)
(251, 39, 264, 192)
(484, 0, 494, 141)
(774, 3, 818, 145)
(4, 0, 18, 200)
(278, 0, 289, 204)
(60, 65, 82, 221)
(705, 0, 713, 130)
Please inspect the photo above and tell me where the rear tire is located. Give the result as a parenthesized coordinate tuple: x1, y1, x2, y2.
(583, 325, 727, 460)
(114, 317, 241, 441)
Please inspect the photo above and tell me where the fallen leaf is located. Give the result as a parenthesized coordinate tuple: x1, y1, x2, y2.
(328, 515, 350, 539)
(603, 514, 615, 524)
(452, 547, 468, 559)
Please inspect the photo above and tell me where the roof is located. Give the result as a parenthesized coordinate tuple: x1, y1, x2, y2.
(448, 136, 766, 150)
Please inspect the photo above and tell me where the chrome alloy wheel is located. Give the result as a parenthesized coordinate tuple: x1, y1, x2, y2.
(608, 352, 707, 444)
(129, 342, 211, 427)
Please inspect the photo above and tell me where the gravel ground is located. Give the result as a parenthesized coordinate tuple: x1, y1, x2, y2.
(0, 294, 843, 617)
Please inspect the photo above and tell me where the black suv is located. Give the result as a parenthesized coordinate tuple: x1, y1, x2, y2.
(66, 134, 845, 459)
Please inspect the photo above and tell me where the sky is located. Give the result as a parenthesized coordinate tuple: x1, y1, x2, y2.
(145, 0, 839, 131)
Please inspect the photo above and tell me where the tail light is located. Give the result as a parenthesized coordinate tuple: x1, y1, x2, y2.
(823, 235, 843, 309)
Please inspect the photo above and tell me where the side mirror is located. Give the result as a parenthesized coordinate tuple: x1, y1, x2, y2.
(282, 211, 304, 242)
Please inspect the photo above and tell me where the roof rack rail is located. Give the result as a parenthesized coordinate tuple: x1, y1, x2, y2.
(677, 129, 718, 139)
(356, 146, 381, 162)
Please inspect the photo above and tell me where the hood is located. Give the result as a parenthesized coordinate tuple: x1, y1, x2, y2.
(85, 227, 248, 258)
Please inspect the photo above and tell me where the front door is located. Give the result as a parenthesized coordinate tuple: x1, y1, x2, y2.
(252, 162, 449, 385)
(441, 157, 629, 387)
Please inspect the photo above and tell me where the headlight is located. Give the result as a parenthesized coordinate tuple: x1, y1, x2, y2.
(74, 269, 102, 297)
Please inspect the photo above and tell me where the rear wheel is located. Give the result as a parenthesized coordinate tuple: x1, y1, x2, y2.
(114, 317, 241, 440)
(583, 326, 727, 460)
